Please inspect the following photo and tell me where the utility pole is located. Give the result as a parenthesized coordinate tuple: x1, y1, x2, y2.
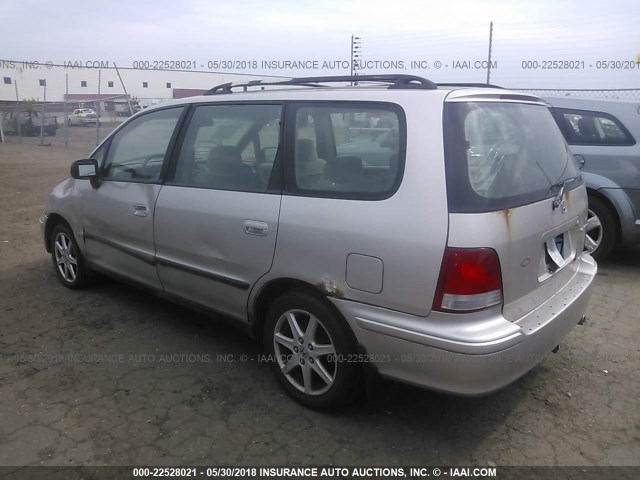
(14, 80, 21, 143)
(39, 80, 46, 145)
(486, 21, 494, 85)
(114, 62, 134, 116)
(96, 69, 101, 146)
(64, 74, 69, 148)
(350, 35, 362, 85)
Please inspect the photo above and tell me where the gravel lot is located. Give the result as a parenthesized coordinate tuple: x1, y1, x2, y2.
(0, 128, 638, 467)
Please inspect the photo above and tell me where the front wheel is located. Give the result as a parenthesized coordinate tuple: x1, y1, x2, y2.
(584, 196, 616, 261)
(264, 290, 361, 409)
(50, 224, 91, 289)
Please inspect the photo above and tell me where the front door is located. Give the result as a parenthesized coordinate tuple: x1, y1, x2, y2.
(80, 107, 185, 288)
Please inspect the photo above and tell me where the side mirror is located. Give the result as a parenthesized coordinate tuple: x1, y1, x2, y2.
(70, 159, 100, 188)
(574, 154, 586, 170)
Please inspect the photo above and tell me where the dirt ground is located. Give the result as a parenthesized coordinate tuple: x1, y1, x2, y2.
(0, 128, 638, 467)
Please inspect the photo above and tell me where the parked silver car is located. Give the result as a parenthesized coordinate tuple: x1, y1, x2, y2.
(545, 97, 640, 259)
(40, 75, 596, 408)
(67, 108, 100, 126)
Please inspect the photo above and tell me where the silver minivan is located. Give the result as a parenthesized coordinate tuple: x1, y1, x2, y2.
(41, 75, 596, 408)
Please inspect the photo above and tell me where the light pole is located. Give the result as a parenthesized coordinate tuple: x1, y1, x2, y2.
(351, 35, 362, 85)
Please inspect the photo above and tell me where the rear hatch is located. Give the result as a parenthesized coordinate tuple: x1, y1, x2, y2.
(441, 92, 588, 320)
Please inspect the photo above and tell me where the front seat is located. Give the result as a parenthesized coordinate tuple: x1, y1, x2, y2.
(577, 117, 601, 142)
(207, 146, 258, 190)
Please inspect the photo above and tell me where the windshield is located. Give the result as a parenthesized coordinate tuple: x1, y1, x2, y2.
(443, 101, 580, 213)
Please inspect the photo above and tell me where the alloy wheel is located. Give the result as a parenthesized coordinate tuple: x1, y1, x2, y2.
(584, 208, 603, 254)
(54, 231, 78, 282)
(273, 309, 337, 396)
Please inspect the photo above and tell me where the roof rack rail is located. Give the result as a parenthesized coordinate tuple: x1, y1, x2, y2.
(204, 74, 437, 95)
(437, 83, 504, 89)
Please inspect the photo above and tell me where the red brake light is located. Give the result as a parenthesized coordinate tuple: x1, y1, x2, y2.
(433, 247, 503, 313)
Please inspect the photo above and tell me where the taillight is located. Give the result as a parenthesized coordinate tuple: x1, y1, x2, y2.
(433, 247, 503, 313)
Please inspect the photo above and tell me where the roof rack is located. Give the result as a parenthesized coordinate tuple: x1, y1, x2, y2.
(437, 83, 504, 89)
(204, 74, 437, 95)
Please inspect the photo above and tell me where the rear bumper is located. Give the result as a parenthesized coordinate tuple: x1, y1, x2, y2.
(330, 254, 597, 396)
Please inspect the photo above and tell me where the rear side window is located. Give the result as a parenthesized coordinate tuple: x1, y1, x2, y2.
(554, 108, 635, 146)
(171, 104, 282, 192)
(444, 102, 580, 213)
(288, 103, 405, 199)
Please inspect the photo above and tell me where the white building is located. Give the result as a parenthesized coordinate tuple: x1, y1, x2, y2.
(0, 60, 287, 106)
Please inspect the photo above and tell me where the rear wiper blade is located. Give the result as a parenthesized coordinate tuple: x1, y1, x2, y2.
(549, 176, 578, 193)
(550, 176, 579, 211)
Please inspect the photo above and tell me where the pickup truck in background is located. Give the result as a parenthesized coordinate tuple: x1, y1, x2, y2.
(2, 111, 58, 136)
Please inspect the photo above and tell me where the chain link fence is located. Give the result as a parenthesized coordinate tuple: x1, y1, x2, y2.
(0, 94, 163, 148)
(515, 89, 640, 101)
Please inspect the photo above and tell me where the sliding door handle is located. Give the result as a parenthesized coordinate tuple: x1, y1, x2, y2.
(133, 204, 149, 217)
(243, 220, 268, 236)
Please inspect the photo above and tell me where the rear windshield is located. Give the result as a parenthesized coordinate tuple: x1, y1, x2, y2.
(443, 101, 581, 213)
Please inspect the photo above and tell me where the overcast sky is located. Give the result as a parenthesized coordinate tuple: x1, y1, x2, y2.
(1, 0, 639, 89)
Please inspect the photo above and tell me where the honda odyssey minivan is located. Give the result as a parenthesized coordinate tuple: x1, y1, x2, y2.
(40, 75, 596, 408)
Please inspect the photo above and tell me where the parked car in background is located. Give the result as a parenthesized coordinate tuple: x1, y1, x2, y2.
(67, 108, 100, 126)
(2, 110, 57, 136)
(40, 76, 596, 408)
(546, 97, 640, 259)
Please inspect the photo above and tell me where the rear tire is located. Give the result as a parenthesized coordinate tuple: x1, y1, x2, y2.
(585, 195, 616, 261)
(50, 224, 91, 289)
(264, 290, 361, 409)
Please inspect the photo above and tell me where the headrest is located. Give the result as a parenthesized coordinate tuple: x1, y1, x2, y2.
(577, 117, 599, 139)
(296, 138, 318, 163)
(208, 146, 244, 175)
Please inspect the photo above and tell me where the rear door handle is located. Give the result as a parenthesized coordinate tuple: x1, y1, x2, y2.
(133, 204, 149, 217)
(243, 220, 268, 236)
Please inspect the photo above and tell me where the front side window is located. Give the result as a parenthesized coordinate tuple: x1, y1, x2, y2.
(291, 104, 404, 198)
(171, 104, 282, 192)
(555, 108, 635, 146)
(444, 102, 580, 212)
(90, 141, 109, 166)
(101, 107, 183, 182)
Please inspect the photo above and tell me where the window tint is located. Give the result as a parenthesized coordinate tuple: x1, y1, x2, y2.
(102, 107, 183, 182)
(172, 104, 282, 192)
(444, 102, 580, 213)
(292, 105, 402, 197)
(556, 108, 635, 146)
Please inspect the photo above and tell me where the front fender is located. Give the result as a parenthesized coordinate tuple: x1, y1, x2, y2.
(44, 178, 88, 254)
